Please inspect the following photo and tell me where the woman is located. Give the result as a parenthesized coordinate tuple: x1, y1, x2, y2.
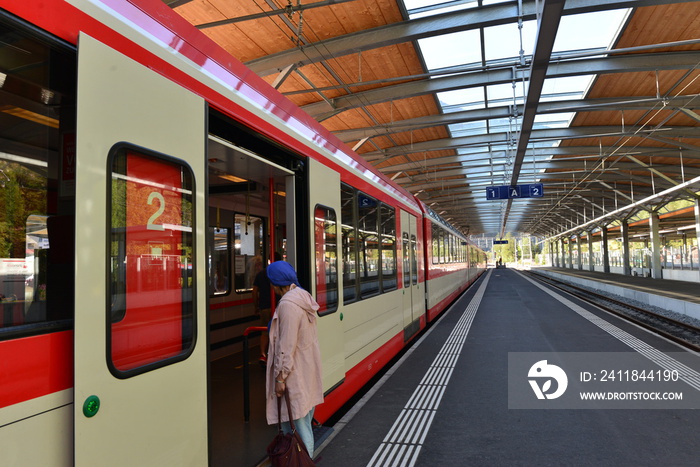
(265, 261, 323, 457)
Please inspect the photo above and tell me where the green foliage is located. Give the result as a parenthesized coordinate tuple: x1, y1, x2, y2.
(0, 163, 46, 258)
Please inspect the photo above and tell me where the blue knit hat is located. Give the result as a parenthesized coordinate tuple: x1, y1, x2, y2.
(266, 261, 300, 287)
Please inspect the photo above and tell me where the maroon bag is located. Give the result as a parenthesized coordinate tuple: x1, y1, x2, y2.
(266, 390, 315, 467)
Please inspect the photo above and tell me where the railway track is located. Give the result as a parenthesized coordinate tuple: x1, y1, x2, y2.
(523, 271, 700, 353)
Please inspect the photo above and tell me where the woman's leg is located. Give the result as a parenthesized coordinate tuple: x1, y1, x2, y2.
(281, 408, 315, 457)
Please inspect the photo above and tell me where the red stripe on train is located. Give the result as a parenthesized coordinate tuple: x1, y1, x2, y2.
(0, 331, 73, 409)
(314, 329, 408, 424)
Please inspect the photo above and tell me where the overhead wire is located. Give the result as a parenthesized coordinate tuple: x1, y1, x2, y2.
(530, 61, 700, 237)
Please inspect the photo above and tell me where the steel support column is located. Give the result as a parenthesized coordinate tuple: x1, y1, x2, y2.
(601, 225, 610, 274)
(649, 211, 662, 279)
(621, 221, 631, 276)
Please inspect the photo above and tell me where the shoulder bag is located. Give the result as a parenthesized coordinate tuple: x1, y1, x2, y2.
(266, 389, 315, 467)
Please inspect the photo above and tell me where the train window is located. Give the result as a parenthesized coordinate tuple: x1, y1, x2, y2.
(447, 232, 452, 263)
(380, 204, 396, 291)
(0, 21, 75, 339)
(411, 234, 418, 285)
(314, 205, 338, 314)
(358, 192, 379, 297)
(108, 146, 195, 377)
(431, 224, 439, 265)
(439, 228, 446, 264)
(340, 184, 358, 303)
(446, 234, 451, 263)
(449, 234, 454, 263)
(402, 233, 410, 288)
(233, 213, 264, 293)
(209, 227, 231, 296)
(449, 234, 453, 262)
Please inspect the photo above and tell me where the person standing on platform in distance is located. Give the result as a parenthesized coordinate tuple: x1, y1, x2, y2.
(265, 260, 323, 458)
(253, 252, 281, 364)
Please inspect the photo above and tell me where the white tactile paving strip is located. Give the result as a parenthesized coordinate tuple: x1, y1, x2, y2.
(366, 272, 491, 467)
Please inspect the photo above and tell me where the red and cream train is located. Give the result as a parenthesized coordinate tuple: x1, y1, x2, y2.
(0, 1, 485, 465)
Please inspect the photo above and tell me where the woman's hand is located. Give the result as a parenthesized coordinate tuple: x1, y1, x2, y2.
(275, 379, 286, 397)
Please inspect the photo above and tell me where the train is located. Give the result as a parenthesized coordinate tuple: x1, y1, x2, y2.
(0, 1, 486, 465)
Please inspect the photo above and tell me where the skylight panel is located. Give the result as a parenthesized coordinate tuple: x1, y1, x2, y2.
(457, 146, 508, 157)
(402, 0, 441, 9)
(461, 158, 494, 169)
(488, 117, 514, 130)
(533, 112, 576, 129)
(437, 87, 485, 111)
(486, 83, 525, 106)
(405, 0, 478, 19)
(483, 21, 536, 62)
(449, 120, 487, 137)
(418, 30, 482, 70)
(488, 118, 520, 134)
(540, 75, 596, 102)
(553, 9, 630, 54)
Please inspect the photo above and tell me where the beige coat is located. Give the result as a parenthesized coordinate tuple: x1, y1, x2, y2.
(266, 284, 323, 423)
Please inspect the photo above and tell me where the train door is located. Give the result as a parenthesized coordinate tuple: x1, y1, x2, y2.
(205, 126, 298, 465)
(400, 211, 421, 339)
(74, 34, 208, 465)
(307, 158, 344, 391)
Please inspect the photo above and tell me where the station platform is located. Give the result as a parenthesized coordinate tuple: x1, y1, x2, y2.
(314, 268, 700, 466)
(531, 266, 700, 322)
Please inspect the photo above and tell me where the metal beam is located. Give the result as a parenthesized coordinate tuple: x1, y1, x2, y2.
(302, 51, 700, 118)
(272, 63, 297, 89)
(387, 161, 693, 184)
(244, 0, 695, 76)
(502, 0, 566, 237)
(194, 0, 357, 28)
(333, 95, 699, 142)
(362, 125, 700, 159)
(162, 0, 195, 7)
(377, 145, 700, 173)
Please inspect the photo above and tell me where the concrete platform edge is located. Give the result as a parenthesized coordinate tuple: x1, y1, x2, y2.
(535, 269, 700, 321)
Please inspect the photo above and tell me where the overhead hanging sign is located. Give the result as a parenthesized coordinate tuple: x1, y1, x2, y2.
(486, 183, 544, 200)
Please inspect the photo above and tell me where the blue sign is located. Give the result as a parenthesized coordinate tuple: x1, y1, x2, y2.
(526, 183, 544, 198)
(486, 185, 507, 200)
(358, 193, 377, 207)
(493, 240, 509, 244)
(486, 183, 543, 200)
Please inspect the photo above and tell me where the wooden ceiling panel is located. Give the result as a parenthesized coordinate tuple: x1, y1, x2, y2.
(615, 4, 700, 49)
(364, 97, 440, 127)
(165, 0, 700, 237)
(322, 108, 378, 132)
(404, 149, 456, 164)
(585, 69, 698, 101)
(174, 2, 291, 60)
(288, 43, 426, 101)
(571, 108, 697, 130)
(175, 0, 405, 61)
(302, 0, 404, 36)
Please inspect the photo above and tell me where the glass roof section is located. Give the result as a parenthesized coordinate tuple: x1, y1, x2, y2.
(405, 0, 631, 234)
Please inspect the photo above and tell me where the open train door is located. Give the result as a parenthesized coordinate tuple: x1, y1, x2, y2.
(73, 34, 208, 465)
(400, 210, 422, 339)
(307, 158, 345, 395)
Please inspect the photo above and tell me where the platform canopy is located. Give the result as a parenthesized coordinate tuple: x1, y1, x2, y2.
(165, 0, 700, 240)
